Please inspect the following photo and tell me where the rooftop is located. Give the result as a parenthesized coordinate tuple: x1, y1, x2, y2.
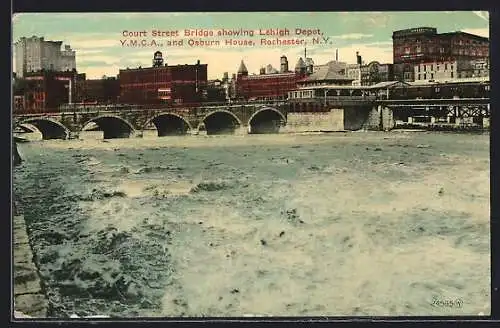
(303, 64, 352, 82)
(297, 81, 410, 90)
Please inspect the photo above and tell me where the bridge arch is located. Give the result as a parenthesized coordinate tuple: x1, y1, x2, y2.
(248, 107, 286, 134)
(202, 109, 242, 135)
(20, 118, 70, 140)
(146, 112, 193, 136)
(17, 123, 38, 133)
(82, 115, 135, 139)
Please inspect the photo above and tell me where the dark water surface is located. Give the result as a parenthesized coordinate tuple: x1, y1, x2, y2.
(13, 131, 490, 317)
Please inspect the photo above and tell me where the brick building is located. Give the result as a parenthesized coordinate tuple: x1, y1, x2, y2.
(235, 59, 305, 101)
(14, 70, 84, 113)
(392, 27, 489, 81)
(74, 77, 120, 104)
(118, 53, 208, 105)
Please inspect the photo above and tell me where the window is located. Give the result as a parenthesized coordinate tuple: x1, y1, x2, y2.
(431, 73, 434, 79)
(445, 63, 448, 70)
(423, 73, 427, 80)
(431, 64, 434, 71)
(418, 66, 421, 72)
(437, 65, 440, 71)
(418, 74, 421, 80)
(424, 65, 426, 71)
(451, 72, 454, 78)
(451, 65, 454, 70)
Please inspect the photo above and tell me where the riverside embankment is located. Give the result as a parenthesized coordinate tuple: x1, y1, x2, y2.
(13, 145, 49, 318)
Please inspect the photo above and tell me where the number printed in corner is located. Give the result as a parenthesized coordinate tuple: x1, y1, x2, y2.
(431, 296, 464, 308)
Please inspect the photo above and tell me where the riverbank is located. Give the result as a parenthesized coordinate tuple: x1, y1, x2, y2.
(13, 199, 49, 318)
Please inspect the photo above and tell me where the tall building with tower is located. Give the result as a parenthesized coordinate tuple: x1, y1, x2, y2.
(14, 36, 76, 77)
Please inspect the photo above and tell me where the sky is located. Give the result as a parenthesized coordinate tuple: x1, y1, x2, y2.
(12, 11, 489, 80)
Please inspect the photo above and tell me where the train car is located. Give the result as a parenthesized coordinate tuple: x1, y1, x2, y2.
(390, 79, 489, 100)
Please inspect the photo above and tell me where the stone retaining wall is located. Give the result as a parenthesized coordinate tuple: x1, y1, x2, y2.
(281, 109, 344, 133)
(13, 201, 48, 318)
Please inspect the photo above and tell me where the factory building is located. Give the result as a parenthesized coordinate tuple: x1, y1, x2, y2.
(118, 51, 208, 105)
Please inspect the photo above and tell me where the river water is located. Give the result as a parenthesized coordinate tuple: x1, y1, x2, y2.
(13, 130, 490, 317)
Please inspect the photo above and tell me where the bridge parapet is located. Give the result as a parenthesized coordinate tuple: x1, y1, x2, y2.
(13, 103, 289, 139)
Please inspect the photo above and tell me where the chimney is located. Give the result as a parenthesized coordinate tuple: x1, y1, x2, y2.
(336, 49, 338, 62)
(356, 51, 362, 65)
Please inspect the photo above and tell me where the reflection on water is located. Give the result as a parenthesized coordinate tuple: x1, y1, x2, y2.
(13, 131, 490, 317)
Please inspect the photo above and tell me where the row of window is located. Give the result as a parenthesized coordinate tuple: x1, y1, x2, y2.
(400, 37, 486, 46)
(401, 47, 486, 56)
(288, 90, 314, 99)
(417, 71, 455, 80)
(417, 63, 454, 72)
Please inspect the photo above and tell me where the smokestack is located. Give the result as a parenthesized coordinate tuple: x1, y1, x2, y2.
(304, 47, 307, 60)
(356, 51, 362, 65)
(336, 49, 338, 62)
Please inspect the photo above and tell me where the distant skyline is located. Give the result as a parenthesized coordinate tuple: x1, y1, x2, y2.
(12, 12, 489, 80)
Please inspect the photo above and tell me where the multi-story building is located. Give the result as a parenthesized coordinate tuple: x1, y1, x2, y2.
(346, 64, 361, 86)
(14, 36, 76, 77)
(360, 61, 394, 86)
(118, 52, 208, 105)
(235, 57, 306, 101)
(345, 52, 364, 86)
(392, 27, 489, 81)
(59, 45, 77, 72)
(74, 77, 120, 104)
(16, 70, 84, 112)
(413, 58, 489, 82)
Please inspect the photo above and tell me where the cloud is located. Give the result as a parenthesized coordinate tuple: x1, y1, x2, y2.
(473, 11, 489, 22)
(71, 39, 121, 50)
(330, 33, 374, 40)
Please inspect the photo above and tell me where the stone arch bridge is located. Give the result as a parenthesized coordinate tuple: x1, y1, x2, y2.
(13, 104, 288, 140)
